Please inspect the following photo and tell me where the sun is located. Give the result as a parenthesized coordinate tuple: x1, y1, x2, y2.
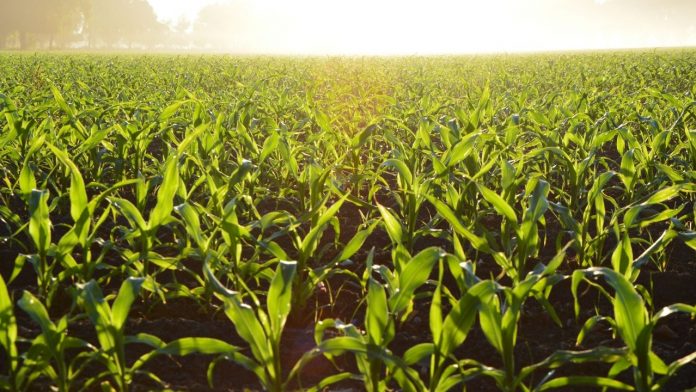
(146, 0, 696, 54)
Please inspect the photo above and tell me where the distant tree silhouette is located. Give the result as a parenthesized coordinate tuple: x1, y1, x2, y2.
(0, 0, 82, 49)
(86, 0, 164, 48)
(0, 0, 165, 50)
(194, 2, 252, 50)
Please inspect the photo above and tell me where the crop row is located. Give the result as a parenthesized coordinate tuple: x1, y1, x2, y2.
(0, 52, 695, 391)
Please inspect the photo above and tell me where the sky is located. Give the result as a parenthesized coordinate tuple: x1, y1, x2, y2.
(146, 0, 696, 54)
(148, 0, 222, 24)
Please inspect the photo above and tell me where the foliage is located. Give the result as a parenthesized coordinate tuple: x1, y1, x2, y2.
(0, 51, 695, 390)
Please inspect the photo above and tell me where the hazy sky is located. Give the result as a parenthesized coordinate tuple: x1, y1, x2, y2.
(148, 0, 222, 24)
(147, 0, 696, 54)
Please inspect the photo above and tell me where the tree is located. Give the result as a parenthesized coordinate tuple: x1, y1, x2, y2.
(0, 0, 82, 49)
(87, 0, 166, 49)
(193, 2, 254, 51)
(0, 2, 28, 48)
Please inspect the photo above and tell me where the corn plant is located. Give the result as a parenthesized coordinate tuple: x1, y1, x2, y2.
(16, 143, 140, 298)
(47, 145, 139, 282)
(302, 278, 426, 392)
(289, 194, 349, 310)
(204, 259, 301, 392)
(550, 170, 617, 267)
(292, 247, 445, 391)
(402, 261, 498, 391)
(0, 274, 21, 390)
(1, 52, 696, 392)
(429, 178, 552, 282)
(379, 155, 432, 255)
(108, 155, 180, 276)
(375, 247, 445, 323)
(475, 249, 566, 391)
(572, 267, 696, 391)
(17, 291, 94, 392)
(77, 277, 166, 390)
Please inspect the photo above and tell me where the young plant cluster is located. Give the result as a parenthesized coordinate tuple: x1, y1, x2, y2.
(1, 52, 695, 391)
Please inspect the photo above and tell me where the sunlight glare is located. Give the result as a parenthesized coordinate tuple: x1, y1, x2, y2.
(147, 0, 696, 54)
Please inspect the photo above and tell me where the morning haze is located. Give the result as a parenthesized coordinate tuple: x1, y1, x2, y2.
(0, 0, 695, 54)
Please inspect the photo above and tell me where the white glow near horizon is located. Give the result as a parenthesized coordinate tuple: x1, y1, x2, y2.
(147, 0, 222, 23)
(147, 0, 696, 54)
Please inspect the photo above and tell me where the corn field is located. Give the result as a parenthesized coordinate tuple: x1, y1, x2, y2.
(1, 51, 695, 391)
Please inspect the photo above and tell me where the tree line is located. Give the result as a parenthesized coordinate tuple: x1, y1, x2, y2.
(0, 0, 166, 50)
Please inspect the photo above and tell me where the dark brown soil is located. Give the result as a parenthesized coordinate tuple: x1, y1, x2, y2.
(3, 209, 695, 392)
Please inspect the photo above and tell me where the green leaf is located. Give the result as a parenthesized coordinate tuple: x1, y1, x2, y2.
(446, 131, 479, 168)
(259, 131, 280, 163)
(403, 343, 434, 365)
(382, 158, 413, 185)
(633, 229, 677, 269)
(501, 159, 516, 190)
(619, 149, 636, 191)
(175, 203, 205, 249)
(586, 171, 615, 204)
(112, 277, 144, 331)
(664, 350, 696, 382)
(611, 233, 633, 277)
(650, 351, 668, 375)
(48, 144, 88, 222)
(159, 100, 190, 122)
(311, 336, 424, 389)
(430, 264, 444, 345)
(643, 185, 682, 205)
(571, 269, 585, 319)
(203, 257, 238, 298)
(50, 84, 75, 118)
(0, 274, 17, 361)
(314, 109, 332, 132)
(266, 261, 296, 335)
(351, 124, 376, 149)
(440, 280, 496, 357)
(377, 203, 403, 245)
(655, 164, 684, 182)
(222, 295, 271, 366)
(652, 303, 696, 321)
(678, 231, 696, 251)
(126, 332, 165, 349)
(478, 294, 503, 354)
(177, 123, 209, 155)
(79, 280, 116, 352)
(48, 144, 91, 246)
(538, 376, 634, 391)
(229, 159, 254, 188)
(576, 315, 609, 346)
(524, 179, 550, 224)
(18, 163, 36, 199)
(149, 156, 180, 229)
(623, 206, 645, 228)
(581, 268, 648, 351)
(336, 224, 375, 262)
(28, 189, 51, 255)
(366, 277, 391, 346)
(300, 194, 348, 258)
(536, 347, 627, 370)
(17, 291, 54, 337)
(427, 195, 491, 253)
(389, 247, 442, 316)
(108, 197, 147, 232)
(518, 179, 550, 262)
(609, 357, 633, 378)
(306, 373, 358, 392)
(158, 337, 238, 356)
(478, 184, 517, 224)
